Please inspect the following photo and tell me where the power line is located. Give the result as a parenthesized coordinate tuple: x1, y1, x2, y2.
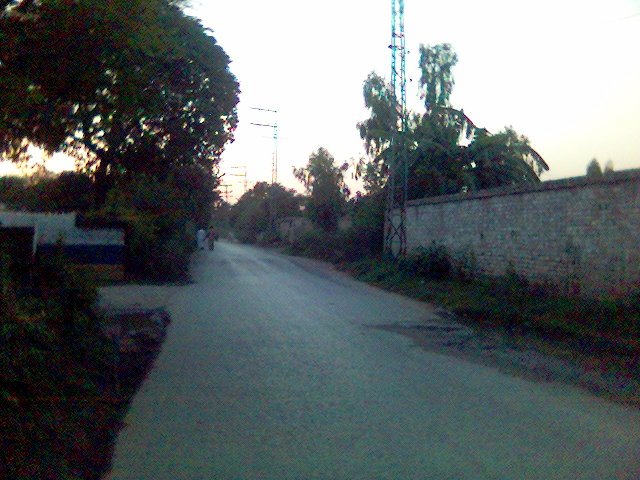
(229, 165, 248, 194)
(219, 184, 233, 203)
(249, 107, 278, 184)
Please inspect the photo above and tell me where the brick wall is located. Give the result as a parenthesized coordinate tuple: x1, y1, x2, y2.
(403, 169, 640, 296)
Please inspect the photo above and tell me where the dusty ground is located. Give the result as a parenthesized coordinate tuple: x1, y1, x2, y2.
(289, 253, 640, 408)
(373, 310, 640, 409)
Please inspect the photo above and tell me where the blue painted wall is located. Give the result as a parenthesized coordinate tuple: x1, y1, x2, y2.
(38, 244, 124, 265)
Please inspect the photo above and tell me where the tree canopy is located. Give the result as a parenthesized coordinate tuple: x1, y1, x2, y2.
(230, 182, 302, 243)
(294, 148, 350, 233)
(357, 43, 549, 199)
(0, 0, 239, 205)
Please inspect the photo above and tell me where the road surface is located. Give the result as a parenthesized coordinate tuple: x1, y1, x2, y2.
(104, 241, 640, 479)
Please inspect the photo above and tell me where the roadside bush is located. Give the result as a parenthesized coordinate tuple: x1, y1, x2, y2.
(287, 227, 379, 263)
(1, 250, 120, 480)
(288, 229, 342, 261)
(94, 175, 196, 282)
(0, 251, 17, 323)
(348, 190, 385, 259)
(403, 242, 452, 280)
(452, 250, 479, 282)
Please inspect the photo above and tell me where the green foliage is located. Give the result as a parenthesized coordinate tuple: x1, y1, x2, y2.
(451, 249, 478, 283)
(357, 43, 549, 200)
(97, 173, 198, 281)
(1, 0, 239, 207)
(419, 43, 458, 110)
(407, 114, 471, 198)
(0, 171, 94, 212)
(357, 72, 395, 161)
(465, 127, 545, 189)
(0, 249, 121, 479)
(230, 182, 302, 243)
(402, 243, 453, 280)
(603, 160, 614, 175)
(294, 147, 349, 233)
(0, 250, 17, 323)
(348, 257, 640, 350)
(586, 158, 603, 178)
(288, 229, 343, 261)
(349, 190, 386, 258)
(285, 189, 383, 263)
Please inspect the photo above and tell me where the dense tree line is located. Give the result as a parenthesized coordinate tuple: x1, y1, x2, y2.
(0, 171, 93, 212)
(229, 182, 303, 243)
(1, 0, 238, 206)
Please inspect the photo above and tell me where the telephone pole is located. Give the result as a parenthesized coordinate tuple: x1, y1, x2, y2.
(250, 107, 278, 184)
(219, 184, 232, 203)
(229, 165, 248, 195)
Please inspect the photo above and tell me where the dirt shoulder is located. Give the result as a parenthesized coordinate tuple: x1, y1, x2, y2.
(374, 314, 640, 409)
(280, 250, 640, 408)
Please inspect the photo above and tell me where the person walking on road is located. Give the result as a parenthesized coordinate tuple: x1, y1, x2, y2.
(197, 228, 206, 250)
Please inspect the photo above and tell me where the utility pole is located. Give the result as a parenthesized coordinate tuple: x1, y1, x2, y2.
(250, 107, 278, 184)
(384, 0, 408, 257)
(219, 184, 232, 203)
(229, 165, 248, 195)
(250, 106, 279, 234)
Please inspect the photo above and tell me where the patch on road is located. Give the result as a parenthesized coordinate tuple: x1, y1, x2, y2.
(373, 311, 640, 408)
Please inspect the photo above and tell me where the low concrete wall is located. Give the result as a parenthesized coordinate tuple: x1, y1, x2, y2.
(403, 170, 640, 296)
(0, 211, 125, 280)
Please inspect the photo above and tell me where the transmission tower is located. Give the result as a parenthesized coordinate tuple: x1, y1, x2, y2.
(250, 107, 278, 184)
(384, 0, 408, 257)
(230, 165, 248, 194)
(219, 184, 233, 203)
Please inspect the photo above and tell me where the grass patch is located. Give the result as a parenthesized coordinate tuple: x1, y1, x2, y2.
(1, 248, 170, 479)
(343, 257, 640, 355)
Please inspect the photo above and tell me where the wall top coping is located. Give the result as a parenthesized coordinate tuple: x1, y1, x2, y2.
(407, 168, 640, 207)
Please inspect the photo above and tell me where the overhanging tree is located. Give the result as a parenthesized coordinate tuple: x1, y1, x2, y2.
(0, 0, 239, 206)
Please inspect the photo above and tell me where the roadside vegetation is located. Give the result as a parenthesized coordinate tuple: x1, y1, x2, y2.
(2, 249, 112, 479)
(229, 182, 304, 244)
(229, 42, 640, 362)
(348, 248, 640, 354)
(1, 1, 239, 477)
(1, 248, 169, 479)
(1, 0, 240, 282)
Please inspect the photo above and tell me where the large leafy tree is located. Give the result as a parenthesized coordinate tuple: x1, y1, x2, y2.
(0, 0, 239, 205)
(294, 148, 349, 233)
(230, 182, 302, 243)
(0, 171, 94, 212)
(419, 43, 458, 111)
(358, 43, 548, 199)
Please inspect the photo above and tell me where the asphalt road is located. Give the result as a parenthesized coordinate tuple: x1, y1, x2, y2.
(106, 241, 640, 479)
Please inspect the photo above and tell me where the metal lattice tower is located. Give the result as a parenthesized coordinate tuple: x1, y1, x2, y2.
(384, 0, 408, 257)
(249, 107, 278, 184)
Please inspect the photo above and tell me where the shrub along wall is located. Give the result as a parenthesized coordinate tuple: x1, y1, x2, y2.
(400, 169, 640, 297)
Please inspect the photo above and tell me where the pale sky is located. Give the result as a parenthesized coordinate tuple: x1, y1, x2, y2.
(193, 0, 640, 201)
(3, 0, 639, 202)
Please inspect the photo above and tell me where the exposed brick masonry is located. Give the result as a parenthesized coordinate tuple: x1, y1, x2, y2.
(402, 169, 640, 297)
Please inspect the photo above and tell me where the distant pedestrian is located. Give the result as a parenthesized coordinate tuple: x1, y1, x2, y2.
(197, 228, 206, 250)
(207, 226, 216, 250)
